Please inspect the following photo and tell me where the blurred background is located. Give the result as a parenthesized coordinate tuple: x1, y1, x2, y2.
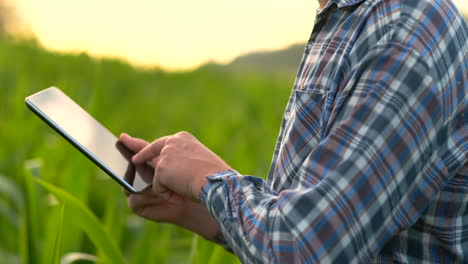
(1, 0, 467, 263)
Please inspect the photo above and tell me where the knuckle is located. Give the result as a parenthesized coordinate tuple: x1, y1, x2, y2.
(156, 156, 168, 171)
(159, 145, 169, 155)
(165, 136, 177, 146)
(159, 145, 173, 156)
(176, 131, 191, 137)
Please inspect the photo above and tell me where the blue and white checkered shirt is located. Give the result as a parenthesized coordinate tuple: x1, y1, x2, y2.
(200, 0, 468, 262)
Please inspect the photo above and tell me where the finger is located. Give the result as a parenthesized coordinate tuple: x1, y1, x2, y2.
(152, 165, 174, 201)
(127, 186, 159, 203)
(127, 194, 174, 222)
(128, 193, 160, 211)
(119, 133, 149, 153)
(129, 185, 183, 208)
(132, 136, 170, 163)
(137, 184, 157, 196)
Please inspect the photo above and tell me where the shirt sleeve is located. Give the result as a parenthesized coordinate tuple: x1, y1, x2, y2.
(199, 41, 456, 263)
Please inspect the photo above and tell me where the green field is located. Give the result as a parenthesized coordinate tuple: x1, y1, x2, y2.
(0, 38, 297, 263)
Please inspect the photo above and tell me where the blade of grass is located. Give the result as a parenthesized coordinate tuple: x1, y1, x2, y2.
(23, 160, 43, 264)
(41, 200, 63, 264)
(187, 234, 199, 263)
(57, 158, 91, 253)
(0, 199, 19, 228)
(128, 222, 160, 264)
(0, 174, 23, 207)
(191, 236, 216, 264)
(50, 204, 65, 264)
(208, 246, 241, 264)
(33, 178, 126, 264)
(61, 252, 98, 264)
(0, 175, 21, 229)
(0, 174, 27, 263)
(207, 246, 224, 264)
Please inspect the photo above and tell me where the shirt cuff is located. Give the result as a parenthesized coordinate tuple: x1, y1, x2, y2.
(199, 169, 238, 208)
(198, 169, 240, 252)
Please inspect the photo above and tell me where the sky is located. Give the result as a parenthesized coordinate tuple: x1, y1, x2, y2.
(9, 0, 468, 71)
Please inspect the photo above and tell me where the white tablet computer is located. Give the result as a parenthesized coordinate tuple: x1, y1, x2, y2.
(25, 87, 150, 193)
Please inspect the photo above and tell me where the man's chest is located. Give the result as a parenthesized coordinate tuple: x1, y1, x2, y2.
(267, 5, 391, 190)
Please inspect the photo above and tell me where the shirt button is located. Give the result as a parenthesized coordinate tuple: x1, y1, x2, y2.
(284, 111, 291, 120)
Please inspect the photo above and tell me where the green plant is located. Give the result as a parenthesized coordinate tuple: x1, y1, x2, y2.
(0, 38, 293, 263)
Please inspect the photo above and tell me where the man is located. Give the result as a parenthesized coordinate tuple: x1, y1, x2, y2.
(119, 0, 468, 262)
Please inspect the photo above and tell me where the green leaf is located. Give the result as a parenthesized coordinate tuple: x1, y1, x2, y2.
(0, 199, 19, 228)
(50, 204, 65, 264)
(32, 178, 126, 264)
(23, 160, 43, 264)
(0, 174, 27, 263)
(0, 174, 24, 207)
(187, 234, 199, 263)
(208, 246, 241, 264)
(0, 175, 21, 228)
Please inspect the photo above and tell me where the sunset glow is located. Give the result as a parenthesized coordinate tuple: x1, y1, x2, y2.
(10, 0, 468, 71)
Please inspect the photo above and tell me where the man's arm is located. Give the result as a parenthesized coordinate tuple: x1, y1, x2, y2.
(199, 42, 466, 263)
(132, 39, 466, 263)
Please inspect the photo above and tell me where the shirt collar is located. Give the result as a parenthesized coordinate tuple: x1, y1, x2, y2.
(317, 0, 367, 14)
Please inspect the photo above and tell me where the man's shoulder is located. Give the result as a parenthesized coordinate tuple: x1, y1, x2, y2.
(359, 0, 467, 62)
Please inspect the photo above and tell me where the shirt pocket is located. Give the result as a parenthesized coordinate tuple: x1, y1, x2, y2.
(272, 90, 326, 189)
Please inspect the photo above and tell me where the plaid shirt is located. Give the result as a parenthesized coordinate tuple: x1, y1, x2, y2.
(200, 0, 468, 262)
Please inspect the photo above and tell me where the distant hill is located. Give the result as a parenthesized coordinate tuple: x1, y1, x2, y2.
(224, 11, 467, 74)
(226, 44, 305, 75)
(225, 11, 467, 74)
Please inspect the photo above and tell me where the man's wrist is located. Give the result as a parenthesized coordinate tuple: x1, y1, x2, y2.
(193, 174, 209, 201)
(194, 167, 232, 201)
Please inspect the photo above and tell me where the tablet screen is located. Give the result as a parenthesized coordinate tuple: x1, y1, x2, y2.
(26, 87, 150, 193)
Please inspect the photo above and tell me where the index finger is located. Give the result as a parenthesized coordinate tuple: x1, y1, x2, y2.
(119, 133, 149, 152)
(132, 136, 170, 164)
